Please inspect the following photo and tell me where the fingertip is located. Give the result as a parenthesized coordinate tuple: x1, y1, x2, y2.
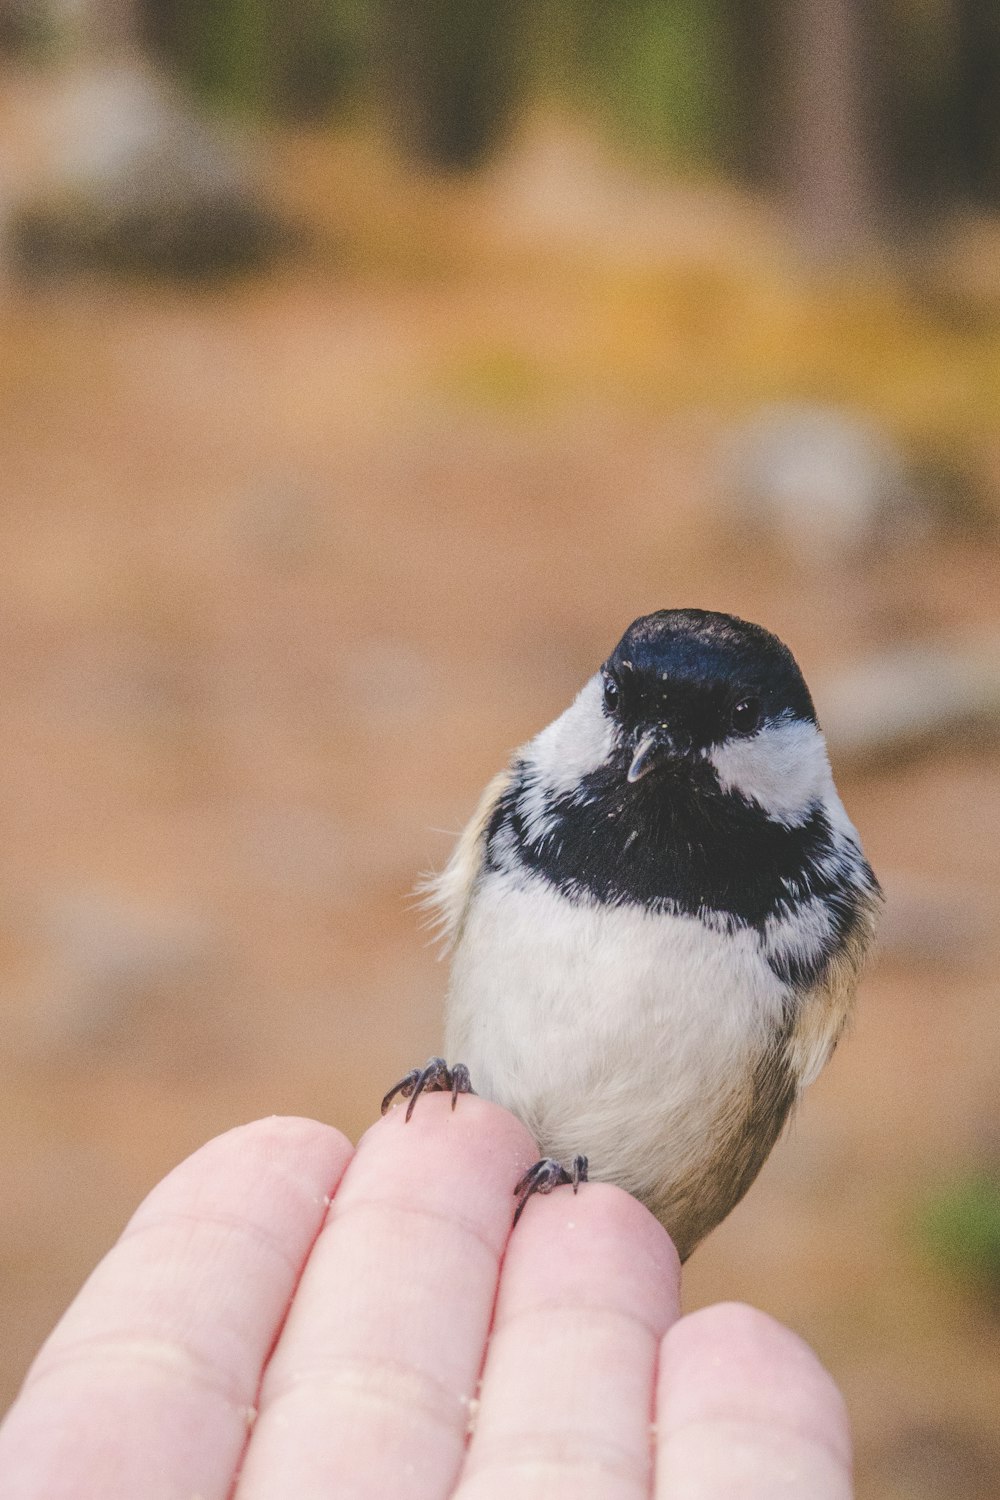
(514, 1178, 679, 1260)
(316, 1092, 541, 1274)
(664, 1301, 850, 1453)
(125, 1114, 354, 1230)
(503, 1181, 681, 1334)
(361, 1091, 539, 1188)
(224, 1113, 354, 1164)
(659, 1301, 853, 1490)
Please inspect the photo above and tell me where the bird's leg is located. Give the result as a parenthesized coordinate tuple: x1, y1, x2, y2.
(513, 1154, 589, 1225)
(380, 1057, 474, 1122)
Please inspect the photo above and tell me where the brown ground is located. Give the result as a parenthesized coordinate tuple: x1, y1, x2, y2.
(0, 119, 998, 1498)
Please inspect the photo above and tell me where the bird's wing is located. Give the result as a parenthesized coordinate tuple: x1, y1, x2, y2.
(420, 768, 512, 951)
(786, 891, 881, 1088)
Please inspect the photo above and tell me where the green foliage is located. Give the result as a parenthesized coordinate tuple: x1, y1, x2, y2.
(152, 0, 727, 161)
(918, 1175, 1000, 1295)
(195, 0, 272, 109)
(148, 0, 369, 120)
(530, 0, 728, 163)
(142, 0, 1000, 201)
(440, 346, 548, 413)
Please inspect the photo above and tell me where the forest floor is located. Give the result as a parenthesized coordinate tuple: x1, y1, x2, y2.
(1, 115, 999, 1499)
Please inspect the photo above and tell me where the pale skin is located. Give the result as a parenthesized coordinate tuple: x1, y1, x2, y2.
(0, 1097, 853, 1499)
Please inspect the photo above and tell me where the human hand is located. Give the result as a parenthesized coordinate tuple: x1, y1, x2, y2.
(0, 1097, 852, 1498)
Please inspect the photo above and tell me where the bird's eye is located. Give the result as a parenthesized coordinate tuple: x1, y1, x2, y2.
(730, 696, 761, 735)
(603, 675, 620, 713)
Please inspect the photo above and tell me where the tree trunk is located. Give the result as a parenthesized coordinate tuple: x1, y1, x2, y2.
(376, 0, 524, 171)
(783, 0, 884, 257)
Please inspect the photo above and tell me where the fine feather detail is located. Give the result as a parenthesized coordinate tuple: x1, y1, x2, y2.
(417, 768, 512, 952)
(785, 879, 882, 1086)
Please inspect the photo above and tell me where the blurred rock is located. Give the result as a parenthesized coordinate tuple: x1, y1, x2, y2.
(720, 402, 926, 568)
(5, 58, 292, 278)
(232, 478, 322, 568)
(870, 1422, 1000, 1500)
(0, 0, 49, 56)
(31, 886, 213, 1051)
(236, 806, 349, 902)
(344, 637, 441, 729)
(876, 873, 992, 966)
(816, 635, 1000, 768)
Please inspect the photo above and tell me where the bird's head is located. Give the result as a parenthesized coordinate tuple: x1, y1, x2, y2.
(526, 609, 835, 831)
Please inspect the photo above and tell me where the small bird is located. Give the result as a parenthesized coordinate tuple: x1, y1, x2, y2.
(383, 609, 881, 1260)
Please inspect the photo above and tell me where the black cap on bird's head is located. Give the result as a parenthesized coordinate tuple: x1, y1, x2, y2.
(601, 609, 817, 784)
(503, 605, 861, 921)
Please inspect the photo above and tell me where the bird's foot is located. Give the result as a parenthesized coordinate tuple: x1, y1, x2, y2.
(380, 1057, 474, 1122)
(513, 1155, 589, 1226)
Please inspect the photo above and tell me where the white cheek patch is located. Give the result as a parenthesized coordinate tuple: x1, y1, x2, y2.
(522, 674, 617, 802)
(709, 716, 834, 826)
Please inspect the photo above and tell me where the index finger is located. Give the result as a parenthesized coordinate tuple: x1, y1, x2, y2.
(0, 1116, 352, 1500)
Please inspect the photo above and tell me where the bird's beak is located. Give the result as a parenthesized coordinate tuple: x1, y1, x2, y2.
(627, 728, 686, 783)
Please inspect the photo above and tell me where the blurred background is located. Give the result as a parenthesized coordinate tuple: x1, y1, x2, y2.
(0, 2, 999, 1494)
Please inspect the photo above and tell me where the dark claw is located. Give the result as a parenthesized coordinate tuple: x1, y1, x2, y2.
(513, 1154, 589, 1226)
(403, 1056, 447, 1121)
(380, 1068, 421, 1116)
(380, 1057, 475, 1121)
(449, 1063, 472, 1109)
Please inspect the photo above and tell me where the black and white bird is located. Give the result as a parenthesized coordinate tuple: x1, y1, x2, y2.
(383, 609, 881, 1261)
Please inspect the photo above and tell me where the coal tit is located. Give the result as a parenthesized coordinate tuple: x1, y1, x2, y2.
(383, 609, 881, 1260)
